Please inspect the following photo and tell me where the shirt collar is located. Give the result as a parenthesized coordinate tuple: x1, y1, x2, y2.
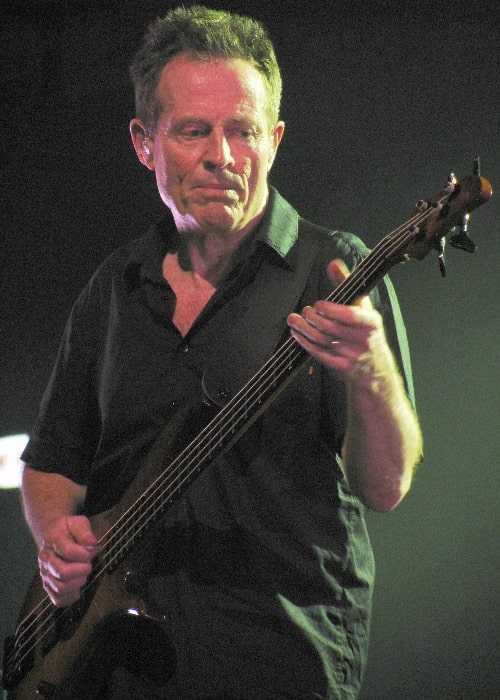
(254, 186, 299, 264)
(123, 187, 299, 291)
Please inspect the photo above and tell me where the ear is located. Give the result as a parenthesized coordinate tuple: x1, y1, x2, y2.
(130, 118, 155, 171)
(267, 121, 285, 171)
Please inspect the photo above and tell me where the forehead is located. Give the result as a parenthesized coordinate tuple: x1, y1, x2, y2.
(155, 53, 269, 119)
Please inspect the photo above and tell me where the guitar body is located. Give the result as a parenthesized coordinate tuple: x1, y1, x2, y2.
(4, 399, 216, 699)
(7, 559, 172, 700)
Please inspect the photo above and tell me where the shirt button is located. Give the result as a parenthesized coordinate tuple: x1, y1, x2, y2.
(178, 343, 189, 353)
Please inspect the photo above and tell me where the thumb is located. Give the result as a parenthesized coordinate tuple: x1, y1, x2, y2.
(327, 258, 371, 308)
(327, 258, 350, 288)
(66, 515, 98, 549)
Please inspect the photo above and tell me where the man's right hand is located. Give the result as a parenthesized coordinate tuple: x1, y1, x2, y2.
(37, 514, 98, 607)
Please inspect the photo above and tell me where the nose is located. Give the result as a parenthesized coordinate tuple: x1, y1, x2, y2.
(203, 129, 235, 171)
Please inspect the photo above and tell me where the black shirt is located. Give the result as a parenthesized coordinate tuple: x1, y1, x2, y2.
(23, 188, 415, 699)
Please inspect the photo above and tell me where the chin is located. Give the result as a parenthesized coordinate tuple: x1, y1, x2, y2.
(195, 205, 244, 232)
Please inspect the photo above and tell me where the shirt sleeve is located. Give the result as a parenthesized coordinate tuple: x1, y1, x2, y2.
(21, 281, 101, 485)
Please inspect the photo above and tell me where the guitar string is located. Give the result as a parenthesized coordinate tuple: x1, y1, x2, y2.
(5, 198, 443, 676)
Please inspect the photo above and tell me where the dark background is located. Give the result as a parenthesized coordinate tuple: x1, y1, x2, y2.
(1, 1, 498, 698)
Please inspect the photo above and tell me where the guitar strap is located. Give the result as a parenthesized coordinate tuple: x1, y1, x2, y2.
(202, 223, 320, 404)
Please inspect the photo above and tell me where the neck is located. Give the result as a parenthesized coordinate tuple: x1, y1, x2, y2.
(180, 232, 242, 286)
(179, 214, 265, 286)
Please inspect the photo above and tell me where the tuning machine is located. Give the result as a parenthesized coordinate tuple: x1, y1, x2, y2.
(448, 155, 481, 254)
(449, 212, 477, 253)
(435, 158, 483, 276)
(437, 208, 477, 277)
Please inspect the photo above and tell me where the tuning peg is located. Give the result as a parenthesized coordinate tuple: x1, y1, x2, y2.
(449, 213, 477, 253)
(436, 237, 446, 277)
(444, 172, 458, 194)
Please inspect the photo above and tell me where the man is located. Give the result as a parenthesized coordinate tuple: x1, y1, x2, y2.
(20, 5, 422, 699)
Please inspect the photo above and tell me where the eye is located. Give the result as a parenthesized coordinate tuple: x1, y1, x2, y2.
(175, 123, 210, 140)
(228, 125, 261, 143)
(181, 128, 207, 139)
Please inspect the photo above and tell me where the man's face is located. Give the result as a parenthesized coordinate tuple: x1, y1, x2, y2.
(131, 54, 284, 237)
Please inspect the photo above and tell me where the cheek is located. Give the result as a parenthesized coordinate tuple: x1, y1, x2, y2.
(242, 160, 252, 180)
(245, 152, 272, 189)
(155, 145, 190, 178)
(155, 154, 188, 197)
(153, 156, 179, 205)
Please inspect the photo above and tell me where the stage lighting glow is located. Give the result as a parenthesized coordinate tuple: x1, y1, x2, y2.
(0, 434, 29, 489)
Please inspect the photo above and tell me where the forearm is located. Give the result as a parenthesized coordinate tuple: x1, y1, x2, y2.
(21, 465, 87, 548)
(341, 349, 423, 512)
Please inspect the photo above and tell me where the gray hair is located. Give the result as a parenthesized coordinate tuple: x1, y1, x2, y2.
(129, 4, 282, 133)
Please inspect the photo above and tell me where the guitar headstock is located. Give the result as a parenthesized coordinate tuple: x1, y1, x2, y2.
(321, 159, 492, 305)
(401, 159, 492, 270)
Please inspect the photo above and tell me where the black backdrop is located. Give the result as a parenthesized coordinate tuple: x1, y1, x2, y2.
(1, 1, 499, 698)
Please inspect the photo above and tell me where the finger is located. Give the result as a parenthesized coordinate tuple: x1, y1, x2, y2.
(288, 307, 329, 347)
(39, 551, 93, 607)
(39, 546, 93, 580)
(288, 326, 356, 376)
(43, 576, 85, 607)
(303, 304, 379, 352)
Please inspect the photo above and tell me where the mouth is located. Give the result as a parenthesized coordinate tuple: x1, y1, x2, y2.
(194, 183, 240, 200)
(195, 181, 238, 189)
